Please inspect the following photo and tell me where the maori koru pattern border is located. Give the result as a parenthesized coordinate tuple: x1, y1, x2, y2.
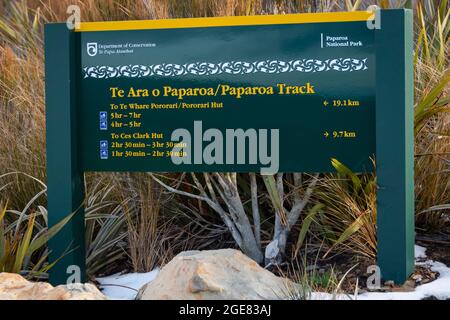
(83, 58, 368, 79)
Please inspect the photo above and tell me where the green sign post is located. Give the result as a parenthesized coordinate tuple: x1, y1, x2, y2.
(45, 9, 414, 285)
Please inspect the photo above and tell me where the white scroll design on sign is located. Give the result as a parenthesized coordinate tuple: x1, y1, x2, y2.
(83, 58, 368, 79)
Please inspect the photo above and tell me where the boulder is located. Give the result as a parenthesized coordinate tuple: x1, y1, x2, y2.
(0, 273, 107, 300)
(137, 249, 293, 300)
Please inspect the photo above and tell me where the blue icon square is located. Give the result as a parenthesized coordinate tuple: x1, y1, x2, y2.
(100, 150, 108, 160)
(100, 121, 108, 130)
(100, 140, 108, 149)
(100, 112, 108, 130)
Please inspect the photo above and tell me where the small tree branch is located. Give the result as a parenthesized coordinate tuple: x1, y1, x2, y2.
(209, 174, 240, 222)
(150, 173, 210, 202)
(190, 173, 208, 197)
(150, 173, 243, 245)
(152, 172, 262, 263)
(276, 173, 284, 207)
(203, 173, 218, 203)
(293, 173, 303, 202)
(250, 173, 261, 248)
(287, 174, 319, 229)
(213, 173, 233, 198)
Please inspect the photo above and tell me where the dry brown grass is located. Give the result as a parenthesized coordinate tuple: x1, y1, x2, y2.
(0, 0, 448, 276)
(413, 1, 450, 229)
(0, 46, 46, 209)
(415, 113, 450, 230)
(23, 0, 338, 22)
(311, 161, 378, 260)
(0, 0, 347, 210)
(0, 0, 348, 274)
(125, 178, 172, 272)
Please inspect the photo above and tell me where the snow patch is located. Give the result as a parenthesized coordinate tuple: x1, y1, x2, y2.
(96, 269, 159, 300)
(96, 244, 450, 300)
(311, 244, 450, 300)
(415, 245, 427, 259)
(357, 259, 450, 300)
(310, 292, 351, 300)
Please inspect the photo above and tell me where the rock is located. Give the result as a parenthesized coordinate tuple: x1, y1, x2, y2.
(0, 273, 107, 300)
(61, 283, 109, 300)
(137, 249, 294, 300)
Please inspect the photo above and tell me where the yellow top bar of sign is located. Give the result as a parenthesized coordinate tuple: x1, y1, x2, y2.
(76, 11, 373, 32)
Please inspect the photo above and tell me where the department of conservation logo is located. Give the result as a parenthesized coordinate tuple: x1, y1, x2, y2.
(87, 42, 98, 57)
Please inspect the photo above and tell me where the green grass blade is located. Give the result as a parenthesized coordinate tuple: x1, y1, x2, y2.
(324, 214, 366, 258)
(26, 211, 75, 257)
(415, 69, 450, 123)
(331, 158, 362, 192)
(12, 214, 35, 273)
(295, 204, 324, 255)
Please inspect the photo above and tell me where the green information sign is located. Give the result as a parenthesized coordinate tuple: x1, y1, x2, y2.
(80, 17, 375, 173)
(45, 10, 414, 285)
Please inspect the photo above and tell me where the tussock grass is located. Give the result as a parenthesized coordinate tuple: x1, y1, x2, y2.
(0, 46, 46, 210)
(413, 0, 449, 230)
(0, 0, 448, 282)
(278, 244, 358, 300)
(303, 160, 377, 260)
(125, 178, 172, 273)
